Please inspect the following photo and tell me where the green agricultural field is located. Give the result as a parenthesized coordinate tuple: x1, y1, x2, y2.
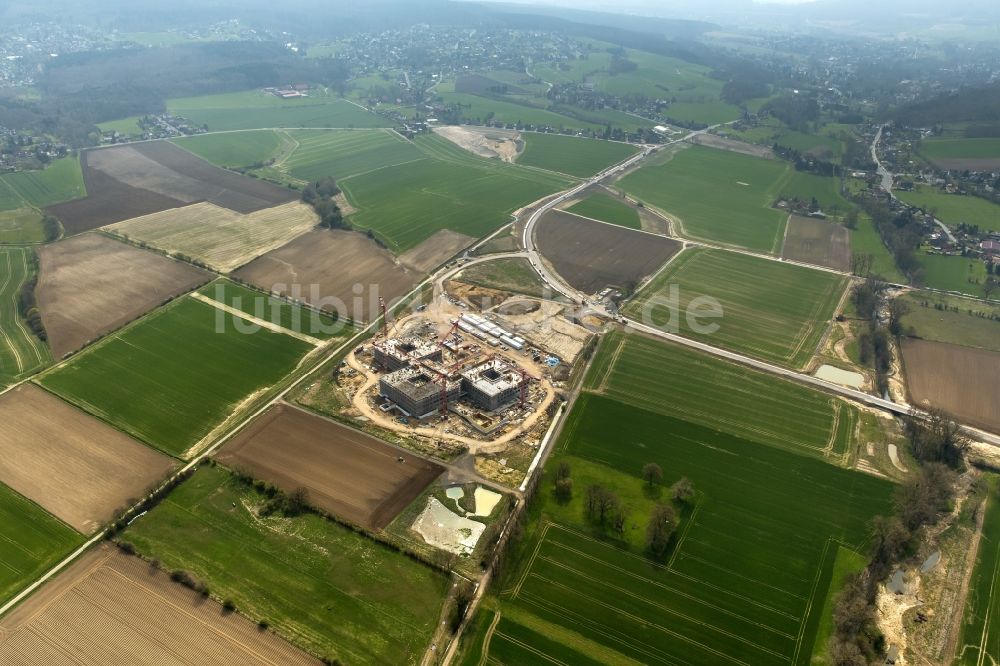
(0, 156, 86, 208)
(956, 475, 1000, 665)
(283, 129, 423, 182)
(0, 248, 51, 384)
(619, 144, 790, 252)
(779, 171, 851, 213)
(200, 280, 352, 340)
(454, 258, 548, 298)
(810, 546, 868, 666)
(341, 134, 572, 252)
(850, 213, 905, 282)
(900, 291, 1000, 352)
(516, 133, 637, 177)
(774, 130, 844, 160)
(167, 90, 391, 131)
(0, 481, 82, 603)
(920, 137, 1000, 160)
(96, 115, 143, 136)
(566, 191, 641, 229)
(585, 330, 857, 461)
(626, 248, 847, 367)
(897, 185, 1000, 233)
(172, 130, 283, 168)
(40, 297, 312, 457)
(0, 201, 46, 244)
(435, 91, 605, 131)
(126, 465, 449, 665)
(918, 252, 988, 296)
(460, 332, 893, 666)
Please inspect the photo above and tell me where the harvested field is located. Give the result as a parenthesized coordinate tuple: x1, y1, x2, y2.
(107, 201, 319, 272)
(0, 545, 321, 665)
(46, 153, 186, 235)
(398, 229, 475, 273)
(536, 210, 680, 294)
(87, 142, 296, 214)
(781, 214, 851, 271)
(233, 229, 420, 323)
(36, 234, 210, 358)
(901, 338, 1000, 434)
(0, 385, 174, 534)
(218, 404, 442, 529)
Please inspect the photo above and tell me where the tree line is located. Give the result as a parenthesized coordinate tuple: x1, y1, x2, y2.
(301, 177, 349, 230)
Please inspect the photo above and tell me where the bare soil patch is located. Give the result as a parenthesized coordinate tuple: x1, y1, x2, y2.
(46, 152, 187, 235)
(399, 228, 475, 273)
(781, 214, 851, 271)
(217, 403, 443, 529)
(433, 126, 520, 162)
(0, 545, 321, 665)
(36, 234, 210, 358)
(901, 338, 1000, 434)
(106, 201, 319, 273)
(0, 384, 175, 534)
(233, 229, 419, 323)
(691, 133, 774, 159)
(536, 210, 681, 294)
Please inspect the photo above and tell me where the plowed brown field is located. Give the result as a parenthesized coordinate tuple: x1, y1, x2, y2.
(217, 404, 442, 529)
(901, 338, 1000, 434)
(0, 385, 175, 534)
(0, 545, 321, 665)
(36, 234, 210, 358)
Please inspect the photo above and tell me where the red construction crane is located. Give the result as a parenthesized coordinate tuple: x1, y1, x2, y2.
(439, 320, 460, 346)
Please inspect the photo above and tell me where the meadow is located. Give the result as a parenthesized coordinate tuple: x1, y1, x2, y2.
(200, 280, 350, 340)
(920, 137, 1000, 161)
(618, 145, 790, 252)
(0, 481, 82, 603)
(779, 171, 851, 213)
(625, 248, 848, 367)
(900, 291, 1000, 352)
(0, 247, 51, 384)
(897, 185, 1000, 233)
(0, 156, 86, 208)
(917, 252, 988, 296)
(167, 90, 390, 131)
(172, 130, 283, 168)
(283, 128, 423, 182)
(567, 191, 641, 229)
(434, 91, 604, 131)
(516, 133, 638, 177)
(956, 475, 1000, 665)
(340, 134, 572, 252)
(585, 331, 858, 462)
(850, 213, 905, 282)
(39, 297, 312, 457)
(454, 258, 548, 298)
(461, 331, 893, 666)
(126, 465, 450, 665)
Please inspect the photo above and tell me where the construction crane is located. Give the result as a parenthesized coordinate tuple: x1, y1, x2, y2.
(517, 366, 540, 408)
(378, 296, 388, 339)
(439, 320, 460, 346)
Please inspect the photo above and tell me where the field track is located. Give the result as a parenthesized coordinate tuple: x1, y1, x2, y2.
(0, 248, 49, 382)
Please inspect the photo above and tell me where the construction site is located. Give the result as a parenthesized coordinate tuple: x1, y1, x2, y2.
(338, 297, 559, 450)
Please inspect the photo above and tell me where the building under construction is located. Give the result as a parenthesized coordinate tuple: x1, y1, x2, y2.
(379, 366, 462, 418)
(461, 358, 527, 412)
(377, 339, 529, 418)
(372, 337, 442, 372)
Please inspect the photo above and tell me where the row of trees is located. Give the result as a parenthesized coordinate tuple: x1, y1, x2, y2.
(17, 252, 46, 343)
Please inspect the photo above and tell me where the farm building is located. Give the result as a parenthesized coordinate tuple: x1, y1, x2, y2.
(461, 358, 528, 411)
(379, 367, 462, 418)
(373, 337, 442, 371)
